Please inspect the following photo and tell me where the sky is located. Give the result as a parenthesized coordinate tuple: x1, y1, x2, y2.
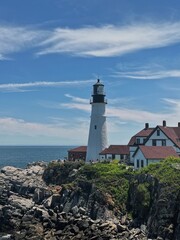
(1, 0, 180, 146)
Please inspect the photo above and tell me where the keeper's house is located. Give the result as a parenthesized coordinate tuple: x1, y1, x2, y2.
(133, 145, 179, 169)
(129, 120, 180, 168)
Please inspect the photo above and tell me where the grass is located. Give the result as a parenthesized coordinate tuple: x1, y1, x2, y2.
(139, 157, 180, 191)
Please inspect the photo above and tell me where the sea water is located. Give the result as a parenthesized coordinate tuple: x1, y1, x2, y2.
(0, 146, 75, 168)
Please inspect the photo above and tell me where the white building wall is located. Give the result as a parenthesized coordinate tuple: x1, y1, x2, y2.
(129, 146, 138, 164)
(134, 150, 147, 169)
(145, 129, 180, 154)
(145, 129, 169, 146)
(106, 154, 112, 159)
(115, 154, 120, 160)
(86, 103, 108, 162)
(134, 149, 164, 169)
(99, 155, 105, 160)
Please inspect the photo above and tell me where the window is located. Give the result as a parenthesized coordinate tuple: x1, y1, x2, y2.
(136, 138, 140, 144)
(157, 129, 160, 136)
(162, 140, 166, 146)
(94, 125, 97, 130)
(141, 160, 144, 168)
(152, 139, 156, 146)
(137, 159, 139, 168)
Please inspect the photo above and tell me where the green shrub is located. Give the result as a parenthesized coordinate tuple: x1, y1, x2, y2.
(43, 160, 84, 185)
(77, 161, 133, 209)
(139, 157, 180, 190)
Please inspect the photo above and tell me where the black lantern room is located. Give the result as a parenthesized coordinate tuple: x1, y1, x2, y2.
(91, 79, 106, 103)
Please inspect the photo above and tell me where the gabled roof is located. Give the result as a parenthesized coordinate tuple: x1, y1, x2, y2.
(158, 126, 180, 148)
(68, 146, 87, 153)
(145, 125, 180, 149)
(135, 146, 179, 159)
(128, 128, 154, 146)
(100, 145, 129, 155)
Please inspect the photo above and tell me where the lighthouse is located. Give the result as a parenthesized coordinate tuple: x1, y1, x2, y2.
(86, 79, 108, 162)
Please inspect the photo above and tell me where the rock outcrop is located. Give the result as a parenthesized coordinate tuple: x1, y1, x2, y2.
(0, 162, 148, 240)
(0, 160, 179, 240)
(128, 173, 180, 240)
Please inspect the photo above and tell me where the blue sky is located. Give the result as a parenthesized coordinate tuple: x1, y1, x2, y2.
(1, 0, 180, 145)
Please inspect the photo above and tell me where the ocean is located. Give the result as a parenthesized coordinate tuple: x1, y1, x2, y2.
(0, 146, 75, 168)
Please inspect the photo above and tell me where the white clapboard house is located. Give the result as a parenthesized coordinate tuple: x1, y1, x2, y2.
(128, 121, 180, 169)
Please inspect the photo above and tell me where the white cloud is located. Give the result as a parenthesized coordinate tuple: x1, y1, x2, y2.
(0, 25, 47, 59)
(60, 103, 90, 112)
(1, 98, 180, 145)
(65, 94, 89, 103)
(0, 80, 94, 92)
(113, 69, 180, 80)
(0, 117, 88, 145)
(58, 96, 180, 126)
(1, 21, 180, 58)
(38, 22, 180, 57)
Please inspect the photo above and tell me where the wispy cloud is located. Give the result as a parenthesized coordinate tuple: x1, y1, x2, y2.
(0, 80, 94, 92)
(58, 95, 180, 126)
(1, 21, 180, 58)
(60, 103, 90, 112)
(38, 22, 180, 57)
(0, 25, 47, 59)
(1, 98, 180, 145)
(65, 94, 89, 104)
(0, 117, 88, 145)
(113, 69, 180, 80)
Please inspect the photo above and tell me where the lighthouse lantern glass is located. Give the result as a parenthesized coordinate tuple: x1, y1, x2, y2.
(97, 85, 104, 94)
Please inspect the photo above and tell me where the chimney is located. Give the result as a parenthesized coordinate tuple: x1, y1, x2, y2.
(178, 122, 180, 127)
(163, 120, 166, 127)
(145, 123, 149, 129)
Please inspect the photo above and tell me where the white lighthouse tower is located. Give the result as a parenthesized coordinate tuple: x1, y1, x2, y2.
(86, 79, 108, 162)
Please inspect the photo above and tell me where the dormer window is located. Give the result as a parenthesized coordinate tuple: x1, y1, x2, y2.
(157, 129, 160, 136)
(136, 138, 140, 144)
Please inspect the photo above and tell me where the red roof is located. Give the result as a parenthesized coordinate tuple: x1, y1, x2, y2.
(68, 146, 87, 153)
(100, 145, 129, 155)
(128, 128, 154, 145)
(138, 146, 179, 159)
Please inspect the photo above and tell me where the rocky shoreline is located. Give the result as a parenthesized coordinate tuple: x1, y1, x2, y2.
(0, 162, 147, 240)
(0, 161, 179, 239)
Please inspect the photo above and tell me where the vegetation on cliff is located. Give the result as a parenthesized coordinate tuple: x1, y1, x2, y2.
(43, 160, 133, 210)
(140, 157, 180, 190)
(43, 157, 180, 211)
(78, 161, 133, 209)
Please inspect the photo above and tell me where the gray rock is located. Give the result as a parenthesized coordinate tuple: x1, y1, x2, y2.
(0, 235, 12, 240)
(71, 205, 79, 215)
(8, 195, 34, 210)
